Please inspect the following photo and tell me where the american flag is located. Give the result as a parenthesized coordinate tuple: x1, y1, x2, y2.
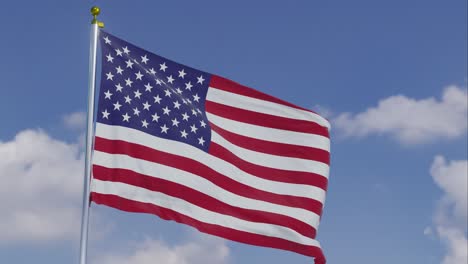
(91, 30, 330, 264)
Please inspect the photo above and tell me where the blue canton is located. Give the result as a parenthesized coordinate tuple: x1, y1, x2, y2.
(97, 31, 212, 152)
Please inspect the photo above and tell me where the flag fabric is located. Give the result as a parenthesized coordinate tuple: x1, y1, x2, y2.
(91, 30, 331, 263)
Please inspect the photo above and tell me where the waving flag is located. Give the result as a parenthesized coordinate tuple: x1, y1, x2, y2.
(91, 31, 331, 263)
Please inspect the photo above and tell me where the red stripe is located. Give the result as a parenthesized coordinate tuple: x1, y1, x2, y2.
(94, 137, 324, 214)
(206, 100, 329, 137)
(209, 142, 328, 190)
(209, 122, 330, 165)
(93, 165, 316, 238)
(209, 75, 321, 115)
(91, 193, 326, 263)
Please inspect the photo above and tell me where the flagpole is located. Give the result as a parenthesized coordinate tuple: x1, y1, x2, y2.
(79, 6, 103, 264)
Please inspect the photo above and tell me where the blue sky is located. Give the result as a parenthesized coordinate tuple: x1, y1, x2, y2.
(0, 1, 466, 264)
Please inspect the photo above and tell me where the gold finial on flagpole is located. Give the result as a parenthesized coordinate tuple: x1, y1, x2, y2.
(90, 6, 104, 28)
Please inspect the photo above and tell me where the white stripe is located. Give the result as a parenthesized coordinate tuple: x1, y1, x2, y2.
(207, 113, 330, 151)
(91, 179, 322, 248)
(207, 87, 330, 129)
(93, 151, 320, 227)
(211, 131, 329, 177)
(95, 123, 326, 201)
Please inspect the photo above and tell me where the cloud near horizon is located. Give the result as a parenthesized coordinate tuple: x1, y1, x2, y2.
(0, 129, 84, 242)
(93, 234, 230, 264)
(333, 85, 467, 144)
(430, 156, 468, 264)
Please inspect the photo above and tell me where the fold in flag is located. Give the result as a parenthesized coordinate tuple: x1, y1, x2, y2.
(91, 30, 331, 264)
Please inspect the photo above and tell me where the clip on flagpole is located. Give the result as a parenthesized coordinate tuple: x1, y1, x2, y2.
(79, 6, 103, 264)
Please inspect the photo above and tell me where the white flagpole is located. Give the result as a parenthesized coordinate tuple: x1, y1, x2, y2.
(79, 6, 103, 264)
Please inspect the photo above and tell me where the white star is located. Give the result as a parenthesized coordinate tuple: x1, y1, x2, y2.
(164, 89, 172, 97)
(197, 75, 205, 84)
(149, 68, 156, 75)
(172, 118, 180, 127)
(141, 55, 149, 64)
(160, 62, 168, 72)
(126, 59, 134, 69)
(104, 36, 111, 44)
(122, 113, 131, 122)
(156, 79, 163, 86)
(193, 94, 200, 102)
(134, 90, 142, 99)
(122, 46, 130, 55)
(115, 66, 124, 75)
(173, 101, 181, 109)
(167, 75, 175, 84)
(125, 78, 133, 87)
(191, 109, 198, 116)
(162, 106, 171, 115)
(113, 101, 122, 111)
(160, 124, 169, 134)
(197, 109, 203, 115)
(142, 101, 151, 110)
(182, 113, 189, 121)
(198, 136, 205, 146)
(200, 120, 207, 128)
(115, 83, 123, 92)
(106, 54, 114, 63)
(144, 83, 153, 92)
(153, 95, 162, 104)
(175, 87, 183, 94)
(106, 72, 114, 80)
(180, 130, 188, 138)
(190, 124, 198, 133)
(133, 107, 140, 116)
(135, 71, 143, 80)
(115, 48, 123, 56)
(182, 98, 188, 105)
(152, 112, 160, 122)
(104, 90, 112, 99)
(124, 95, 132, 104)
(185, 81, 193, 90)
(141, 119, 149, 128)
(102, 109, 110, 119)
(178, 69, 187, 79)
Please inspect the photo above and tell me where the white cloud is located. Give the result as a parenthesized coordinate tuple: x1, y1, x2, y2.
(63, 111, 86, 130)
(436, 226, 468, 264)
(431, 156, 468, 223)
(334, 85, 467, 144)
(93, 234, 230, 264)
(0, 129, 84, 242)
(430, 156, 467, 264)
